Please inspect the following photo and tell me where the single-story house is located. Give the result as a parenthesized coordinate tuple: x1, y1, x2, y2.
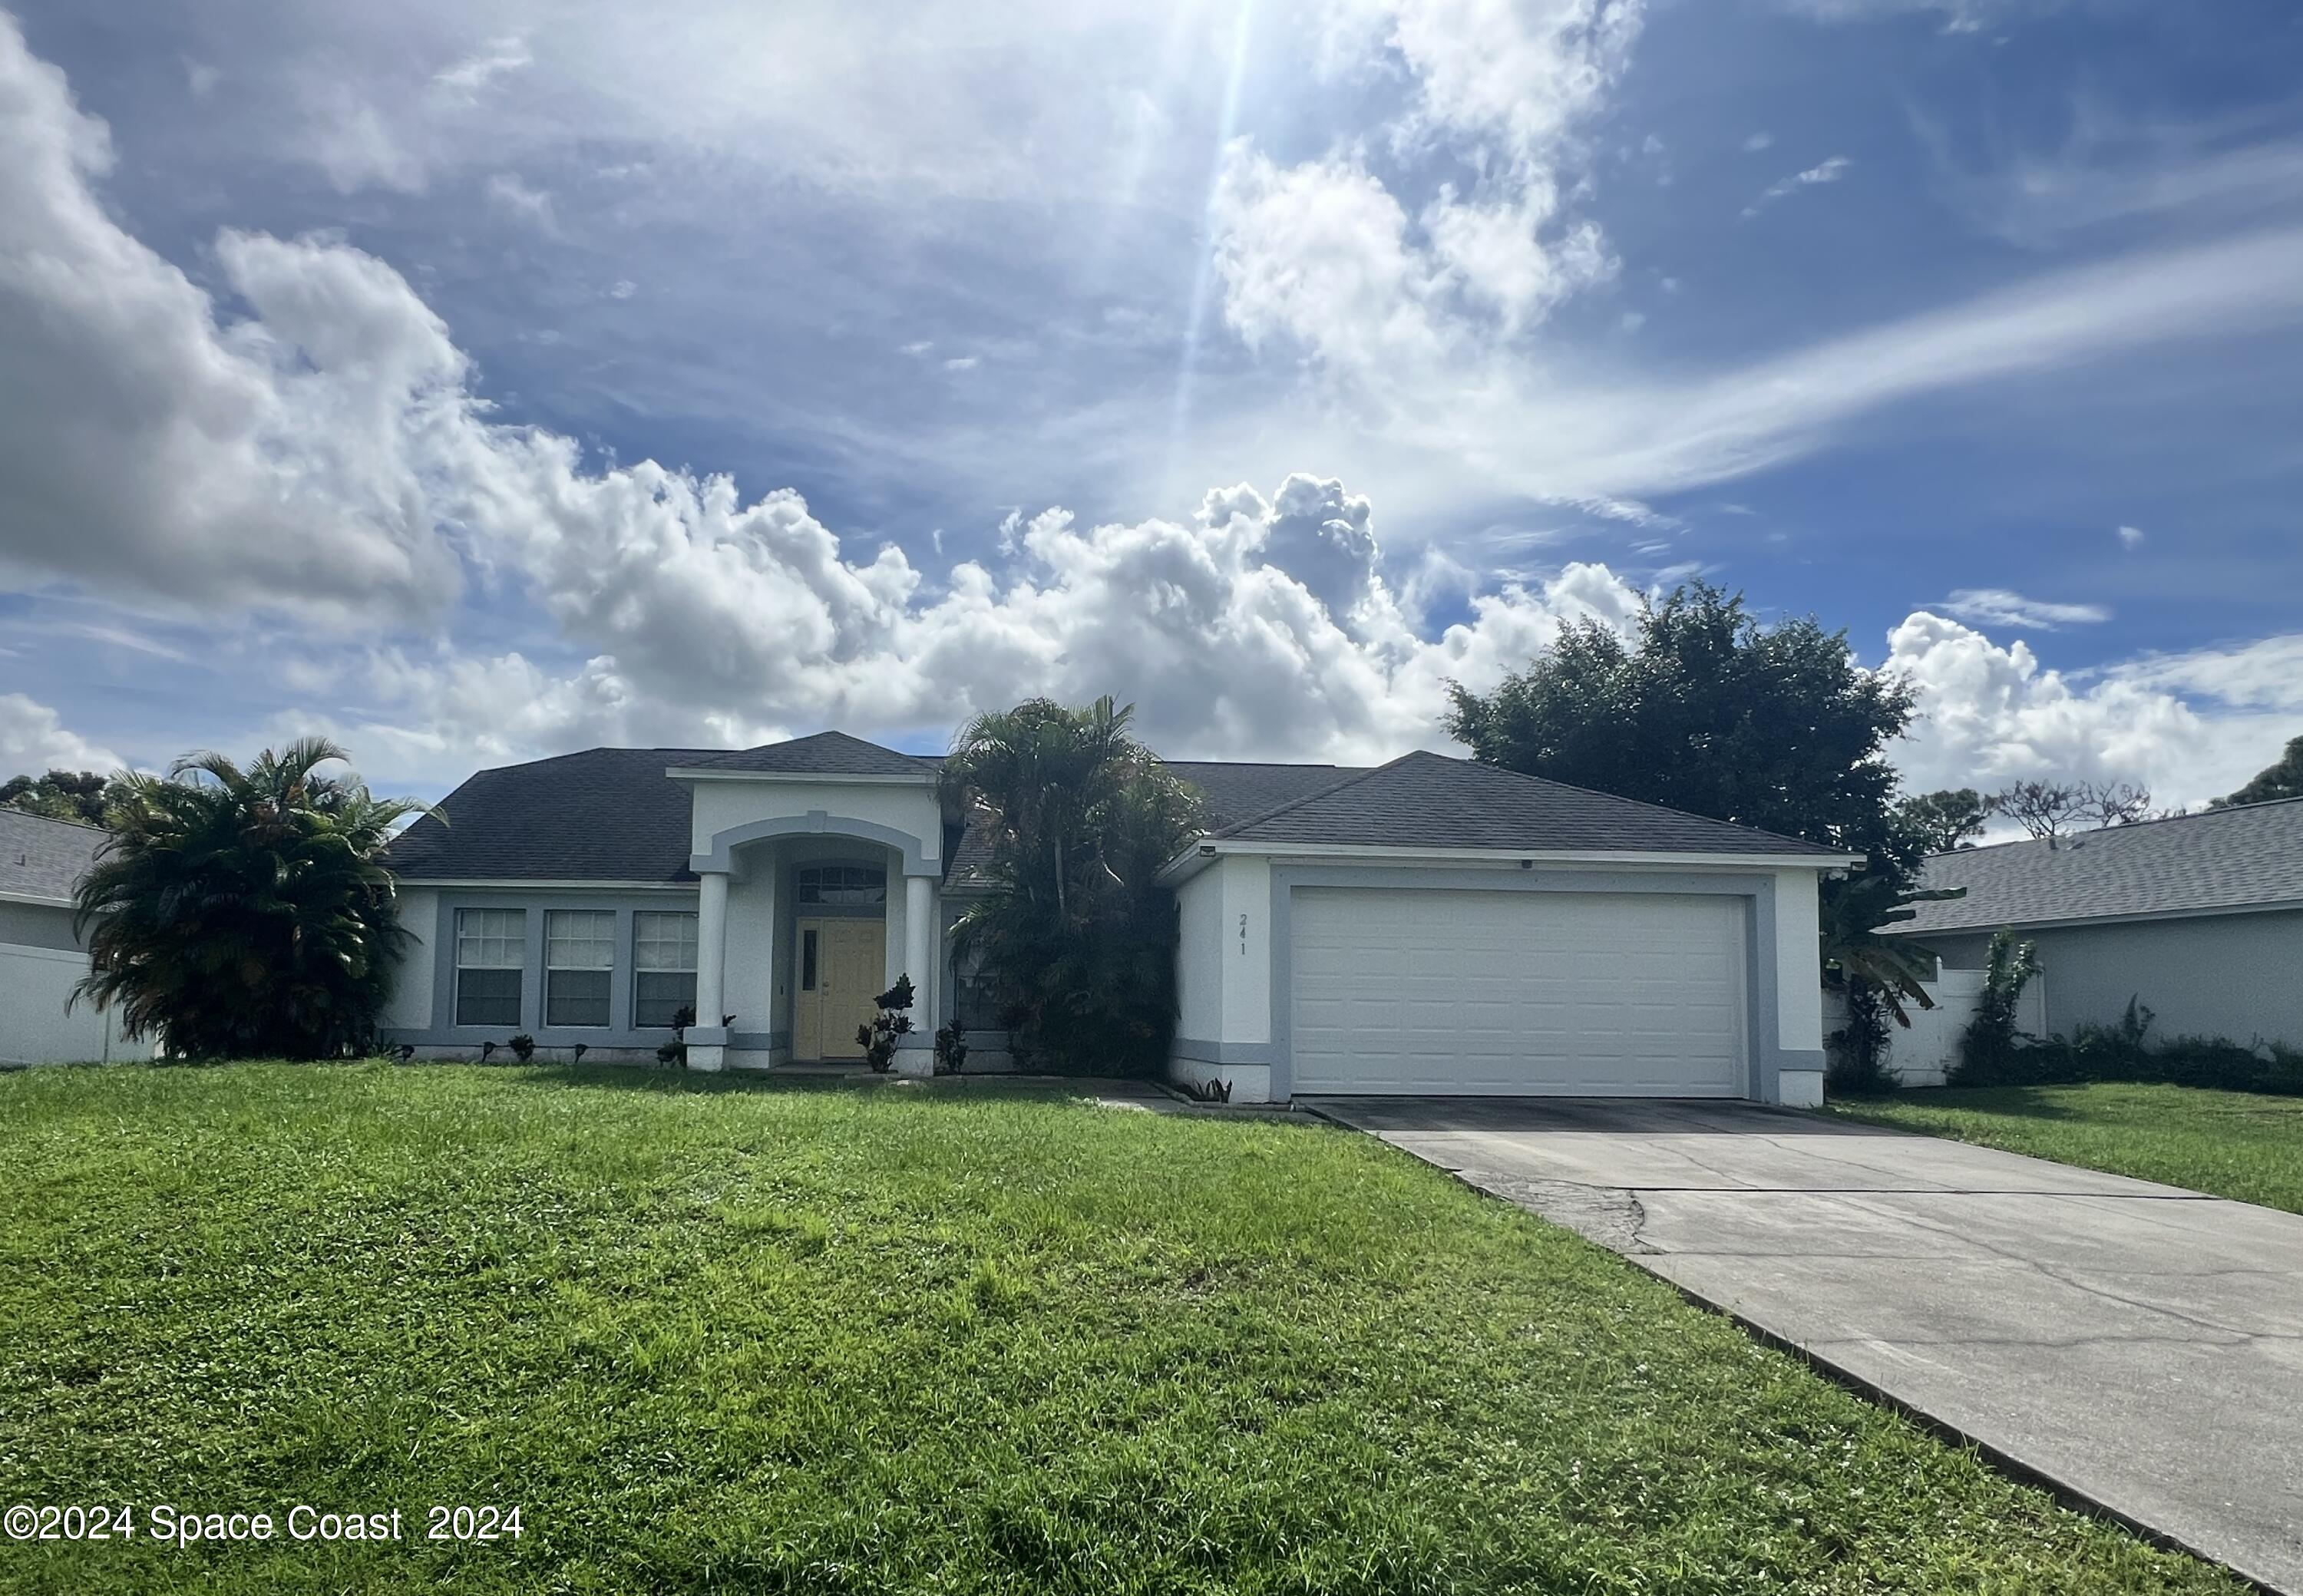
(1886, 797, 2303, 1049)
(382, 730, 1853, 1105)
(0, 808, 127, 1066)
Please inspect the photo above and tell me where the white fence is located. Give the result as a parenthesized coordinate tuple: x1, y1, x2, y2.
(0, 940, 126, 1065)
(1823, 968, 2047, 1089)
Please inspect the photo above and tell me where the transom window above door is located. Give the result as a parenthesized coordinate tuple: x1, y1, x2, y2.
(795, 864, 885, 906)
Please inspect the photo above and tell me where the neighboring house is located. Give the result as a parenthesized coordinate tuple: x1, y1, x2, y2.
(1888, 798, 2303, 1050)
(0, 809, 125, 1066)
(382, 730, 1852, 1105)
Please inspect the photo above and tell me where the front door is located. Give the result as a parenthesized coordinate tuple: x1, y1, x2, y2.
(793, 917, 885, 1060)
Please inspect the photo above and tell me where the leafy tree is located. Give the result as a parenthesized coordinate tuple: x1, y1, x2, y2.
(940, 697, 1203, 1075)
(72, 739, 431, 1060)
(1446, 583, 1952, 1045)
(1, 769, 123, 826)
(1892, 788, 1989, 854)
(1446, 582, 1917, 856)
(2215, 735, 2303, 808)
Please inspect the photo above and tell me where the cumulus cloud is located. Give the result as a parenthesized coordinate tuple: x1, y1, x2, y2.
(0, 693, 124, 776)
(0, 16, 466, 615)
(1938, 589, 2110, 629)
(1214, 0, 1640, 382)
(2116, 524, 2146, 549)
(1885, 613, 2286, 808)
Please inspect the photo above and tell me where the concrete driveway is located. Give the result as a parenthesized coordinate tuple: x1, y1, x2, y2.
(1306, 1096, 2303, 1593)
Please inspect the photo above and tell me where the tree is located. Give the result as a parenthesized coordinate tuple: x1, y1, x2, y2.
(1990, 778, 2157, 841)
(1446, 583, 1948, 1043)
(2215, 735, 2303, 808)
(1893, 788, 1990, 854)
(2, 769, 123, 826)
(940, 697, 1203, 1075)
(73, 739, 431, 1060)
(1446, 582, 1918, 857)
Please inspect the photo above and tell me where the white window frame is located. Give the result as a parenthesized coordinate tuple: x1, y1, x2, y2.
(632, 910, 699, 1029)
(454, 908, 526, 1028)
(544, 910, 616, 1029)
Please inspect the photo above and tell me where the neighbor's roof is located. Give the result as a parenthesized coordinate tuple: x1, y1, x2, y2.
(0, 808, 107, 904)
(1209, 751, 1845, 857)
(1889, 797, 2303, 936)
(678, 730, 934, 778)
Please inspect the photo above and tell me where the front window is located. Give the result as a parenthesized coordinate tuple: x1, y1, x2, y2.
(455, 908, 525, 1027)
(795, 863, 885, 907)
(545, 910, 615, 1027)
(633, 910, 699, 1029)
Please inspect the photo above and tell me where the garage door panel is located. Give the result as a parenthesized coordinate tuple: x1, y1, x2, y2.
(1290, 888, 1746, 1096)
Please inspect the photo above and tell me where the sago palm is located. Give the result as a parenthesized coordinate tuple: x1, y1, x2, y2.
(74, 738, 434, 1059)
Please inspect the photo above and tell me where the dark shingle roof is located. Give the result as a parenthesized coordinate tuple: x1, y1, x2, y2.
(1890, 798, 2303, 935)
(944, 760, 1371, 889)
(388, 736, 1840, 885)
(0, 808, 107, 903)
(1211, 751, 1845, 857)
(682, 731, 932, 778)
(388, 748, 720, 884)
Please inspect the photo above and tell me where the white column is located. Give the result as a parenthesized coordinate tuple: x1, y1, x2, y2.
(898, 873, 936, 1076)
(690, 869, 730, 1071)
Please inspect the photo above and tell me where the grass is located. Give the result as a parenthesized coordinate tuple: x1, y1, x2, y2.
(0, 1063, 2246, 1595)
(1826, 1082, 2303, 1214)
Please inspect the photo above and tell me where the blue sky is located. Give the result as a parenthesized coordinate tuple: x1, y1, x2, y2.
(0, 0, 2298, 805)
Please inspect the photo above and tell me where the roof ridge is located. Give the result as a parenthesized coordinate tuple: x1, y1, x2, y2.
(1925, 793, 2303, 861)
(0, 807, 110, 834)
(1207, 750, 1427, 838)
(1472, 757, 1842, 855)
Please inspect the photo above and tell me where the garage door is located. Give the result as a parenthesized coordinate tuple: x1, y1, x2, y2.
(1290, 888, 1747, 1095)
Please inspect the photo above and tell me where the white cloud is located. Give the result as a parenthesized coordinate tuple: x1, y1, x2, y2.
(1743, 131, 1774, 153)
(942, 355, 978, 372)
(2116, 524, 2146, 549)
(433, 35, 531, 99)
(1938, 588, 2110, 629)
(1885, 613, 2283, 808)
(0, 18, 467, 616)
(484, 171, 556, 231)
(1741, 154, 1852, 220)
(1213, 0, 1640, 378)
(0, 693, 123, 776)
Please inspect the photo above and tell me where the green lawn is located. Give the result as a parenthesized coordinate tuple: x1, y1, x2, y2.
(0, 1065, 2243, 1595)
(1826, 1082, 2303, 1214)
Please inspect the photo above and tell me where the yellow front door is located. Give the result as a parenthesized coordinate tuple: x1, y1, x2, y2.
(793, 918, 885, 1060)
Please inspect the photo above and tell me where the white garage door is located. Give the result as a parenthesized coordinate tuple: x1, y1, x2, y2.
(1290, 888, 1747, 1096)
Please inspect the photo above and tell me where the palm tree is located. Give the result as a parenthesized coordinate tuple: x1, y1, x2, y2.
(940, 698, 1202, 1073)
(74, 738, 433, 1060)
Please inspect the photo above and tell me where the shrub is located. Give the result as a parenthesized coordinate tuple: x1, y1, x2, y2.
(857, 976, 916, 1073)
(1950, 929, 2041, 1085)
(507, 1033, 537, 1062)
(1826, 978, 1898, 1096)
(933, 1022, 968, 1076)
(1975, 998, 2303, 1096)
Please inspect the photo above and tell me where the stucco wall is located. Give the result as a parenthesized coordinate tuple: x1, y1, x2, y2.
(380, 887, 438, 1032)
(1219, 854, 1273, 1044)
(0, 897, 81, 952)
(686, 778, 941, 871)
(1930, 909, 2303, 1048)
(1175, 866, 1223, 1043)
(1773, 867, 1825, 1054)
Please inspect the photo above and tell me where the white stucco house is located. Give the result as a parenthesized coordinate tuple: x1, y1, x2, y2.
(0, 808, 127, 1066)
(1887, 797, 2303, 1051)
(381, 730, 1853, 1105)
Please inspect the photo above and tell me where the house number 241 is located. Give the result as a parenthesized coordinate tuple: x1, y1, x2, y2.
(1238, 914, 1248, 954)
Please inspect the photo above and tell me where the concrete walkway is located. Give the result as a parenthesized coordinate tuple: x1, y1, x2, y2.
(1306, 1096, 2303, 1592)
